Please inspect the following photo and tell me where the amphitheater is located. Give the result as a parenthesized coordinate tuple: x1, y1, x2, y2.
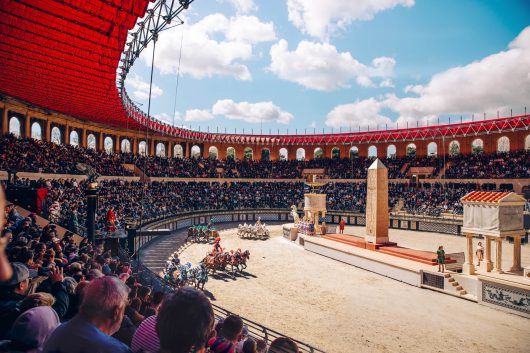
(0, 1, 529, 353)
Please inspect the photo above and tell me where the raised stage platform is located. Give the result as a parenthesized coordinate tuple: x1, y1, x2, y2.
(321, 233, 456, 266)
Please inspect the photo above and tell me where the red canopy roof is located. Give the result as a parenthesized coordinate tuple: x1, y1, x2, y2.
(0, 0, 150, 130)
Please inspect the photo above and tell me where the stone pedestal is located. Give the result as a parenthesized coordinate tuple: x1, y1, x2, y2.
(493, 238, 503, 274)
(481, 236, 494, 272)
(365, 159, 389, 244)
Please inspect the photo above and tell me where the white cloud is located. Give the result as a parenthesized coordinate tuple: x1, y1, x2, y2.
(389, 25, 530, 120)
(269, 39, 396, 91)
(145, 14, 275, 81)
(212, 99, 294, 124)
(154, 112, 181, 125)
(226, 0, 257, 14)
(125, 73, 163, 101)
(287, 0, 415, 40)
(184, 109, 215, 122)
(326, 98, 392, 129)
(326, 25, 530, 128)
(379, 79, 395, 88)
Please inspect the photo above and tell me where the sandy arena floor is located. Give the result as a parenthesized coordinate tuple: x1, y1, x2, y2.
(178, 226, 529, 353)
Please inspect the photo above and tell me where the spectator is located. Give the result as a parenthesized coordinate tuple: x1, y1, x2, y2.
(209, 315, 244, 353)
(0, 262, 30, 339)
(0, 306, 59, 353)
(242, 339, 257, 353)
(131, 315, 160, 353)
(268, 337, 299, 353)
(143, 291, 164, 317)
(42, 276, 131, 353)
(157, 287, 214, 353)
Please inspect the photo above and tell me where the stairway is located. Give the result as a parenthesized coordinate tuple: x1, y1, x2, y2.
(437, 161, 452, 178)
(399, 162, 410, 176)
(444, 273, 467, 296)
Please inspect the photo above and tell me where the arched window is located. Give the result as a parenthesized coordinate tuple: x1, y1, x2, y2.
(156, 142, 166, 157)
(51, 127, 61, 145)
(349, 146, 359, 159)
(9, 117, 21, 137)
(472, 138, 483, 154)
(191, 145, 201, 159)
(427, 142, 437, 156)
(296, 148, 306, 161)
(386, 145, 396, 158)
(104, 137, 113, 154)
(261, 149, 270, 161)
(139, 141, 147, 156)
(208, 146, 218, 160)
(279, 148, 288, 161)
(497, 136, 510, 153)
(525, 135, 530, 150)
(174, 144, 184, 158)
(314, 147, 323, 160)
(226, 147, 235, 160)
(368, 145, 377, 158)
(331, 147, 340, 159)
(449, 140, 460, 156)
(406, 143, 416, 157)
(244, 147, 253, 160)
(70, 130, 79, 147)
(87, 134, 96, 150)
(31, 122, 42, 140)
(121, 139, 131, 153)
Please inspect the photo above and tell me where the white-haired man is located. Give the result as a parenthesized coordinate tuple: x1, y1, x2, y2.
(43, 276, 131, 353)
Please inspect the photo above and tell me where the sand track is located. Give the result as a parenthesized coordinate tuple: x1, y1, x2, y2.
(176, 225, 529, 353)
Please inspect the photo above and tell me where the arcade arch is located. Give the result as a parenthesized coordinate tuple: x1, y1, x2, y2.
(51, 126, 61, 145)
(104, 136, 113, 154)
(406, 143, 416, 157)
(497, 136, 510, 153)
(121, 139, 131, 153)
(9, 117, 21, 137)
(449, 140, 460, 156)
(472, 138, 483, 154)
(427, 142, 437, 156)
(349, 146, 359, 159)
(139, 141, 147, 156)
(87, 134, 96, 149)
(368, 145, 377, 158)
(386, 145, 396, 158)
(314, 147, 323, 159)
(70, 130, 79, 147)
(525, 135, 530, 150)
(244, 147, 253, 160)
(209, 146, 218, 160)
(261, 148, 270, 161)
(279, 148, 288, 161)
(296, 148, 306, 161)
(156, 142, 166, 157)
(191, 145, 201, 159)
(226, 147, 235, 160)
(174, 144, 184, 158)
(331, 147, 340, 159)
(31, 122, 42, 140)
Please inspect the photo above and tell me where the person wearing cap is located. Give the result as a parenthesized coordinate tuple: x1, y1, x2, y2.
(0, 262, 30, 339)
(0, 306, 60, 353)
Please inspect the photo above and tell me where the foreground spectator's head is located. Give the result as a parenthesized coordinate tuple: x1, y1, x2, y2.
(20, 292, 56, 313)
(268, 337, 299, 353)
(157, 286, 214, 353)
(7, 306, 60, 352)
(0, 262, 29, 295)
(79, 276, 129, 335)
(220, 315, 244, 342)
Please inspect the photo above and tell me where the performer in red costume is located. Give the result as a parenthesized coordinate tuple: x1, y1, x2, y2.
(211, 237, 222, 256)
(106, 206, 117, 233)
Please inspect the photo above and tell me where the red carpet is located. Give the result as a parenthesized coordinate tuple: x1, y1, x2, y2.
(321, 234, 455, 266)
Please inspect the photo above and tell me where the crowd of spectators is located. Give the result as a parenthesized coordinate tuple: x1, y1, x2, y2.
(2, 134, 530, 180)
(0, 193, 300, 353)
(445, 150, 530, 179)
(0, 135, 133, 176)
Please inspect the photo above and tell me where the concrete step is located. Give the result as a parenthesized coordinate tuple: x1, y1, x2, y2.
(448, 277, 455, 282)
(459, 290, 467, 295)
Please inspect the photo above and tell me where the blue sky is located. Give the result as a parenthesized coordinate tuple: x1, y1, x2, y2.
(125, 0, 530, 134)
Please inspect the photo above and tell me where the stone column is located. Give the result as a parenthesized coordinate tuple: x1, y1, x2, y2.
(483, 236, 493, 272)
(116, 135, 121, 154)
(132, 138, 137, 155)
(45, 120, 51, 142)
(81, 128, 87, 148)
(365, 159, 389, 244)
(25, 113, 31, 138)
(64, 125, 70, 145)
(493, 238, 503, 274)
(1, 109, 8, 135)
(150, 139, 155, 156)
(510, 235, 522, 272)
(167, 141, 173, 158)
(463, 233, 476, 274)
(98, 132, 104, 151)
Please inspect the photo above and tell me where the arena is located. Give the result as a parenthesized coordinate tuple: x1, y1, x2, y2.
(1, 1, 529, 353)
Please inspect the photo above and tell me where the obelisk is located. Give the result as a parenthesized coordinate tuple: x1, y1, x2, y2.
(365, 159, 389, 244)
